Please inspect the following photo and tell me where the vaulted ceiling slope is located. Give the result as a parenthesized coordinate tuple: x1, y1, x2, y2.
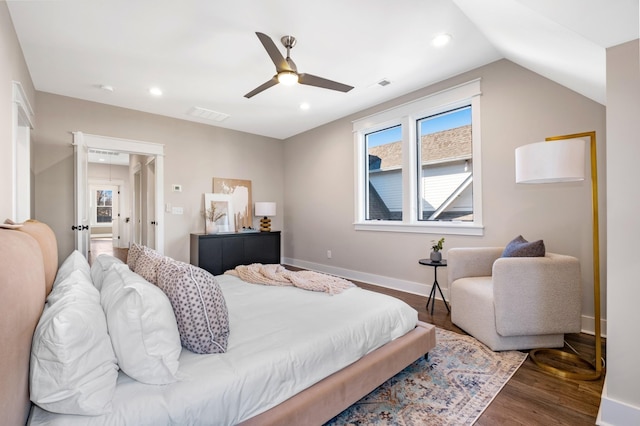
(7, 0, 639, 140)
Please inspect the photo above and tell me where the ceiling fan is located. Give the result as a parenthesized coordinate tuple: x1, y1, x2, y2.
(244, 32, 354, 99)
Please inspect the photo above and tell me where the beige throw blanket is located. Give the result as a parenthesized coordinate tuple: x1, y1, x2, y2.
(225, 264, 355, 295)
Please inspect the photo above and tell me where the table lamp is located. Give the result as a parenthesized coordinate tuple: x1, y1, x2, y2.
(255, 202, 276, 232)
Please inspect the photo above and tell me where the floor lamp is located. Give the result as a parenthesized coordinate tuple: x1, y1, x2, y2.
(515, 131, 602, 380)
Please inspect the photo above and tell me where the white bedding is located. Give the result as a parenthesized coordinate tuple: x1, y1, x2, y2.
(29, 274, 418, 426)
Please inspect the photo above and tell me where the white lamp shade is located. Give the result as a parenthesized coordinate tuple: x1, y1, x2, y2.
(255, 202, 276, 217)
(515, 138, 586, 184)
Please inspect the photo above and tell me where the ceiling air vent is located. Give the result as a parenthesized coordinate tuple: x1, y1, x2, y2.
(89, 149, 120, 156)
(377, 79, 391, 87)
(188, 106, 230, 122)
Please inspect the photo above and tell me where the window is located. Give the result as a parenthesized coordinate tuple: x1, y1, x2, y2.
(366, 125, 402, 221)
(96, 189, 113, 223)
(417, 106, 473, 222)
(89, 183, 118, 227)
(354, 79, 483, 235)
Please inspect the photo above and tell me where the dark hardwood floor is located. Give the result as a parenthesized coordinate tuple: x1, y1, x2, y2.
(89, 238, 128, 265)
(337, 279, 605, 425)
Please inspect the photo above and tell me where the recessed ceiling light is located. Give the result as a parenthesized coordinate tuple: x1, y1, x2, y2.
(149, 87, 163, 96)
(432, 33, 452, 48)
(300, 102, 310, 110)
(99, 84, 114, 92)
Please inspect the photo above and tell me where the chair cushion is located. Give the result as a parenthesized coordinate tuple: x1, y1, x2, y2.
(501, 235, 545, 257)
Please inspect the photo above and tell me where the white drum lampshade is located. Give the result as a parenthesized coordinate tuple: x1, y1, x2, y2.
(515, 138, 586, 184)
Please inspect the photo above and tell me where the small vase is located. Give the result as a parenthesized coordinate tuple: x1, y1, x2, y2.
(206, 220, 219, 235)
(430, 251, 442, 262)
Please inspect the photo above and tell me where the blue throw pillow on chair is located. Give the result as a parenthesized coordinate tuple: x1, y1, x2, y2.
(502, 235, 545, 257)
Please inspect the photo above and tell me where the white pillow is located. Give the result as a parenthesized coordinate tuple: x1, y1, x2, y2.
(54, 250, 91, 287)
(30, 270, 119, 415)
(90, 254, 124, 291)
(101, 263, 181, 384)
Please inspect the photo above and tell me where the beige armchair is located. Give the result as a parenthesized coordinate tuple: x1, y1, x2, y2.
(448, 247, 582, 351)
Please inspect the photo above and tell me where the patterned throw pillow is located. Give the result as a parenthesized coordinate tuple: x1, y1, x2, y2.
(157, 260, 230, 354)
(501, 235, 546, 257)
(133, 246, 167, 285)
(126, 242, 144, 270)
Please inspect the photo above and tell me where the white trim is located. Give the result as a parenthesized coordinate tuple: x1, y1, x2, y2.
(73, 132, 165, 254)
(353, 79, 483, 236)
(12, 81, 34, 222)
(12, 81, 34, 128)
(353, 221, 484, 236)
(597, 379, 640, 425)
(72, 132, 164, 156)
(581, 314, 608, 338)
(352, 79, 481, 132)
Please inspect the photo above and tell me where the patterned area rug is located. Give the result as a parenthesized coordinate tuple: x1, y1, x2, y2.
(325, 328, 527, 425)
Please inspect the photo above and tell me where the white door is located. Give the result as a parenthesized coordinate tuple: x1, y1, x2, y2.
(111, 186, 120, 248)
(72, 132, 90, 258)
(133, 167, 142, 245)
(146, 158, 156, 249)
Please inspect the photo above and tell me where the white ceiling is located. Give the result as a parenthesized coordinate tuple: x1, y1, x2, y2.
(7, 0, 639, 140)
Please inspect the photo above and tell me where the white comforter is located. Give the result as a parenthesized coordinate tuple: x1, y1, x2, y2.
(29, 274, 418, 426)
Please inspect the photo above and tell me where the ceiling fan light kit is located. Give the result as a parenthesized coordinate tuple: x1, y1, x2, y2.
(277, 71, 298, 86)
(245, 32, 354, 98)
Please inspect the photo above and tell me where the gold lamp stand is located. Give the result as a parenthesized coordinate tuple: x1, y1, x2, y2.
(259, 216, 271, 232)
(527, 131, 603, 381)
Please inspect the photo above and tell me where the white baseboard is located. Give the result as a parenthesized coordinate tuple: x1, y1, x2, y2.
(283, 257, 606, 338)
(581, 315, 608, 338)
(597, 378, 640, 425)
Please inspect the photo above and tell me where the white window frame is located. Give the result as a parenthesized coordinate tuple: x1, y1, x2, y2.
(353, 79, 483, 236)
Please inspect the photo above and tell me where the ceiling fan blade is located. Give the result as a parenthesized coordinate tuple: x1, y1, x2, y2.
(298, 73, 354, 93)
(255, 32, 291, 72)
(244, 77, 279, 98)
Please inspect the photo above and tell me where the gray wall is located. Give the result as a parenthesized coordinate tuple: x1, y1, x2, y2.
(283, 59, 607, 335)
(33, 92, 284, 263)
(0, 2, 35, 221)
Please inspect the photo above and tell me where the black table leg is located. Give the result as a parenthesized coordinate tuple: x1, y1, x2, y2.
(434, 279, 450, 313)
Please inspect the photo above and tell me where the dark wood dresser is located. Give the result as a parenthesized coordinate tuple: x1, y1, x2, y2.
(190, 231, 281, 276)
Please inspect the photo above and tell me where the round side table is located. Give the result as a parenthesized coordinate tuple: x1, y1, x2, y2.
(418, 259, 450, 315)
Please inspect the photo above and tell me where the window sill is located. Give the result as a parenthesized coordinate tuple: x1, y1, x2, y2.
(353, 221, 484, 236)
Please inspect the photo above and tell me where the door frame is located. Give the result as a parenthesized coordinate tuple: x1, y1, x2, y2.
(12, 81, 34, 222)
(73, 132, 165, 257)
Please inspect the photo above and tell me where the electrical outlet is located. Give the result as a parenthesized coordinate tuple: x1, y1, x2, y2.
(327, 250, 332, 259)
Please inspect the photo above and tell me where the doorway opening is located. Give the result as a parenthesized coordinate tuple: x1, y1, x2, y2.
(73, 132, 164, 260)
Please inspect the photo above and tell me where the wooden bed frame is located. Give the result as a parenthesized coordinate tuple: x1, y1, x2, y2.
(0, 221, 436, 426)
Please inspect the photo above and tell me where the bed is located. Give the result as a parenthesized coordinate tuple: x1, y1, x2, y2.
(0, 221, 436, 426)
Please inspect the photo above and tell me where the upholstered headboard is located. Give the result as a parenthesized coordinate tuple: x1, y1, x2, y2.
(0, 220, 57, 426)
